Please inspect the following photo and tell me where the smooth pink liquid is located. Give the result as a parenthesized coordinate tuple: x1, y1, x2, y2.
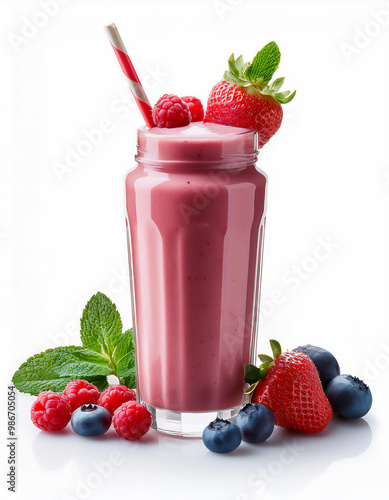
(126, 123, 266, 412)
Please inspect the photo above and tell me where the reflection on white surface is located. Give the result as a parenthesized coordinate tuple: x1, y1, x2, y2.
(23, 386, 373, 500)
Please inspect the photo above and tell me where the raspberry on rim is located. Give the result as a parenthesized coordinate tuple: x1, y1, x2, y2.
(181, 96, 204, 122)
(152, 94, 191, 128)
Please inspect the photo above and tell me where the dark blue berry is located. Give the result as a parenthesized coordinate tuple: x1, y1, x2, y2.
(293, 344, 340, 388)
(71, 404, 112, 436)
(202, 418, 242, 453)
(235, 403, 274, 443)
(325, 374, 372, 419)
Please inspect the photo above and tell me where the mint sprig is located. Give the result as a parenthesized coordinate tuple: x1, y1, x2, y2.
(245, 41, 281, 87)
(224, 43, 296, 104)
(12, 292, 136, 395)
(12, 346, 111, 395)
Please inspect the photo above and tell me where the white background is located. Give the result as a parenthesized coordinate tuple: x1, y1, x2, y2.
(1, 0, 389, 499)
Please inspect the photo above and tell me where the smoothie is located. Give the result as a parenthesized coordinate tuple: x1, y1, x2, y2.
(125, 122, 267, 423)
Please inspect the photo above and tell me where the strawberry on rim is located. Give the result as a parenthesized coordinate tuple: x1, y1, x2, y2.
(204, 42, 296, 148)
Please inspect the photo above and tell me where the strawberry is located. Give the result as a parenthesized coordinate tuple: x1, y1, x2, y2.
(204, 42, 295, 148)
(245, 340, 332, 433)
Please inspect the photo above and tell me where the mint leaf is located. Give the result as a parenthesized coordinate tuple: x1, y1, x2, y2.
(80, 292, 123, 357)
(113, 329, 136, 389)
(84, 376, 109, 392)
(12, 346, 113, 396)
(119, 373, 136, 390)
(112, 329, 134, 365)
(245, 42, 281, 87)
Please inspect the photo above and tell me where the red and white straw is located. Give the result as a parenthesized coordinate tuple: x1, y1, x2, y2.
(105, 23, 154, 128)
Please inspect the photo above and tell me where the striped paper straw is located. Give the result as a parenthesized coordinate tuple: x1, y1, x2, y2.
(105, 23, 154, 128)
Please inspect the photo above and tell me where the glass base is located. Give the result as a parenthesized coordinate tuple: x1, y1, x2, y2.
(141, 399, 242, 437)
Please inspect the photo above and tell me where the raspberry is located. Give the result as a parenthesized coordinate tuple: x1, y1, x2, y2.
(31, 391, 72, 432)
(98, 385, 136, 415)
(63, 379, 100, 411)
(113, 401, 152, 441)
(181, 96, 204, 122)
(152, 94, 191, 128)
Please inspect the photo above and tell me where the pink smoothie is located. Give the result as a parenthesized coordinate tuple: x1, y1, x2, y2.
(125, 122, 266, 412)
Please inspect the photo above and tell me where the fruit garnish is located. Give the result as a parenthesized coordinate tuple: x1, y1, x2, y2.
(204, 42, 296, 147)
(246, 339, 332, 433)
(325, 375, 372, 419)
(224, 43, 295, 103)
(181, 96, 204, 122)
(152, 94, 191, 128)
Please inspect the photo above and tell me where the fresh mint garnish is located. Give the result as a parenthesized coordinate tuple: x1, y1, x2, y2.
(12, 292, 136, 395)
(245, 41, 281, 87)
(12, 346, 111, 395)
(81, 292, 123, 356)
(113, 329, 136, 388)
(223, 42, 296, 104)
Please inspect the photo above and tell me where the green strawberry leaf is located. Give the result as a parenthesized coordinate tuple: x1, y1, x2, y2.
(245, 363, 261, 384)
(258, 354, 273, 363)
(234, 54, 245, 74)
(80, 292, 123, 358)
(244, 381, 259, 395)
(223, 71, 252, 87)
(271, 77, 285, 93)
(270, 339, 282, 359)
(228, 54, 240, 78)
(245, 41, 281, 87)
(274, 90, 296, 104)
(12, 346, 113, 396)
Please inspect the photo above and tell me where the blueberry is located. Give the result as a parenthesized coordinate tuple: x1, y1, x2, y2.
(325, 374, 372, 419)
(202, 418, 242, 453)
(293, 344, 340, 388)
(71, 404, 112, 436)
(235, 403, 274, 443)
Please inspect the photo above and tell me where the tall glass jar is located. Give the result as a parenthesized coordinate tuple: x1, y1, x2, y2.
(125, 123, 267, 436)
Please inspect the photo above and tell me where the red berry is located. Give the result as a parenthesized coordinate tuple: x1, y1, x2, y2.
(204, 46, 295, 148)
(98, 384, 136, 415)
(181, 96, 204, 122)
(204, 80, 283, 148)
(113, 401, 152, 441)
(31, 391, 72, 432)
(63, 379, 100, 411)
(152, 94, 191, 128)
(253, 350, 332, 433)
